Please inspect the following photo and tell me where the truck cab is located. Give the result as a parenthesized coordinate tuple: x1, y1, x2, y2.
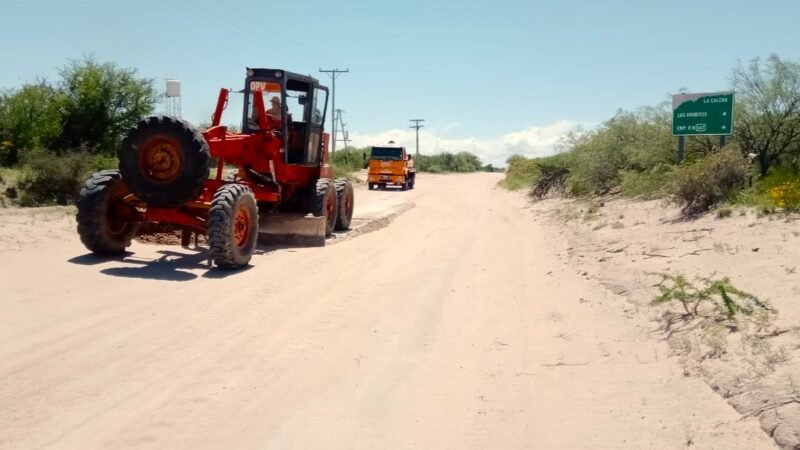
(367, 143, 416, 190)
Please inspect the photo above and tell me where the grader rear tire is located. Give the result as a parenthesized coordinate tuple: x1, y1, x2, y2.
(208, 184, 259, 270)
(311, 179, 338, 237)
(76, 170, 138, 255)
(119, 115, 210, 206)
(333, 178, 354, 231)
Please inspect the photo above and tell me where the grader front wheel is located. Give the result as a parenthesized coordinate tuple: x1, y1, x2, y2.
(76, 170, 138, 255)
(311, 179, 338, 237)
(208, 184, 259, 270)
(333, 178, 354, 231)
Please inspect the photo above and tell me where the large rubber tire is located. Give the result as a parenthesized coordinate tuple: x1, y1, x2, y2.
(76, 170, 138, 255)
(333, 178, 354, 231)
(409, 174, 416, 189)
(119, 115, 210, 206)
(311, 179, 338, 237)
(208, 184, 259, 270)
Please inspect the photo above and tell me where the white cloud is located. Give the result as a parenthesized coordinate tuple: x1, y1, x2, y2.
(347, 120, 591, 167)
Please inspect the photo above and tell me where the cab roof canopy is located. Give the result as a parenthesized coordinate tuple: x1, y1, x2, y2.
(246, 68, 321, 86)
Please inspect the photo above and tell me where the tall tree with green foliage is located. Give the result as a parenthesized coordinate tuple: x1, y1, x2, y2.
(733, 54, 800, 176)
(55, 57, 159, 154)
(0, 82, 63, 165)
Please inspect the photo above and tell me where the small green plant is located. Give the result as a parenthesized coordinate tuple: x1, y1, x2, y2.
(756, 204, 776, 218)
(716, 207, 733, 219)
(651, 273, 772, 319)
(581, 199, 602, 222)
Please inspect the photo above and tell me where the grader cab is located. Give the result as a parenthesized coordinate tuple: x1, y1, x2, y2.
(76, 68, 354, 269)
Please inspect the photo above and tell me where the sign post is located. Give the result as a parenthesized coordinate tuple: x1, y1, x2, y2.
(672, 92, 734, 162)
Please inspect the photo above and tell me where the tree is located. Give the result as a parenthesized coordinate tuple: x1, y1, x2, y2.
(55, 57, 159, 154)
(0, 82, 63, 165)
(733, 54, 800, 176)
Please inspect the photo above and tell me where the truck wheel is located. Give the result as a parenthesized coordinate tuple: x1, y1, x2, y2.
(409, 176, 416, 189)
(401, 179, 408, 191)
(333, 178, 354, 231)
(119, 115, 210, 206)
(76, 170, 138, 255)
(368, 182, 375, 190)
(208, 184, 259, 270)
(311, 179, 338, 236)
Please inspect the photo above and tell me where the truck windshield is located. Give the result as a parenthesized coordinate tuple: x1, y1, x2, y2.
(371, 147, 403, 160)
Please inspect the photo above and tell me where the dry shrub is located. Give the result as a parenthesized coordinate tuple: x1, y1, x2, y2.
(669, 149, 749, 214)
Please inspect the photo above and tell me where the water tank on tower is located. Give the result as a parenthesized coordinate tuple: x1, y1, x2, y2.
(166, 79, 181, 97)
(165, 79, 182, 117)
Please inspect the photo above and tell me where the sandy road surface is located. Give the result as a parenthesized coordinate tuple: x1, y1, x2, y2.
(0, 173, 775, 449)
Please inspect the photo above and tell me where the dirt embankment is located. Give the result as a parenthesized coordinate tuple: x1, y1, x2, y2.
(529, 196, 800, 449)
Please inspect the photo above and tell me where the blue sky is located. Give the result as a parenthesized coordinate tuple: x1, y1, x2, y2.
(2, 0, 799, 165)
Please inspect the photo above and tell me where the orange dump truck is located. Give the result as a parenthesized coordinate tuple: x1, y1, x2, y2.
(367, 144, 416, 190)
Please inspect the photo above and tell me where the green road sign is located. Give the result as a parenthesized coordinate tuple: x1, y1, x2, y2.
(672, 92, 734, 136)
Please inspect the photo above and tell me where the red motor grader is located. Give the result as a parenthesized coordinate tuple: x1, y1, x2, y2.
(76, 68, 354, 269)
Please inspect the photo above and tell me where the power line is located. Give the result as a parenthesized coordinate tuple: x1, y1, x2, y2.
(319, 68, 349, 156)
(164, 0, 318, 70)
(409, 119, 425, 156)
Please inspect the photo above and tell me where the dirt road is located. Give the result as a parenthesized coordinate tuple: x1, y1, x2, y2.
(0, 173, 775, 449)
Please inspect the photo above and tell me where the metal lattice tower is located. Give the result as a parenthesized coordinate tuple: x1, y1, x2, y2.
(319, 68, 349, 155)
(335, 109, 350, 150)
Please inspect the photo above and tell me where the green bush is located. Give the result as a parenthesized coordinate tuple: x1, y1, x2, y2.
(416, 151, 482, 173)
(669, 149, 750, 214)
(333, 164, 359, 182)
(566, 141, 628, 195)
(731, 165, 800, 210)
(424, 164, 444, 173)
(530, 156, 570, 199)
(16, 149, 96, 206)
(501, 108, 679, 197)
(499, 155, 540, 190)
(756, 166, 800, 210)
(331, 146, 368, 180)
(88, 153, 119, 172)
(620, 164, 674, 199)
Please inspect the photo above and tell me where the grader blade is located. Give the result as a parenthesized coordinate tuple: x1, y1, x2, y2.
(258, 213, 327, 247)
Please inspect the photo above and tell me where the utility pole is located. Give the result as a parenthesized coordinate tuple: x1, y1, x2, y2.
(335, 109, 350, 151)
(409, 119, 425, 156)
(319, 68, 349, 156)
